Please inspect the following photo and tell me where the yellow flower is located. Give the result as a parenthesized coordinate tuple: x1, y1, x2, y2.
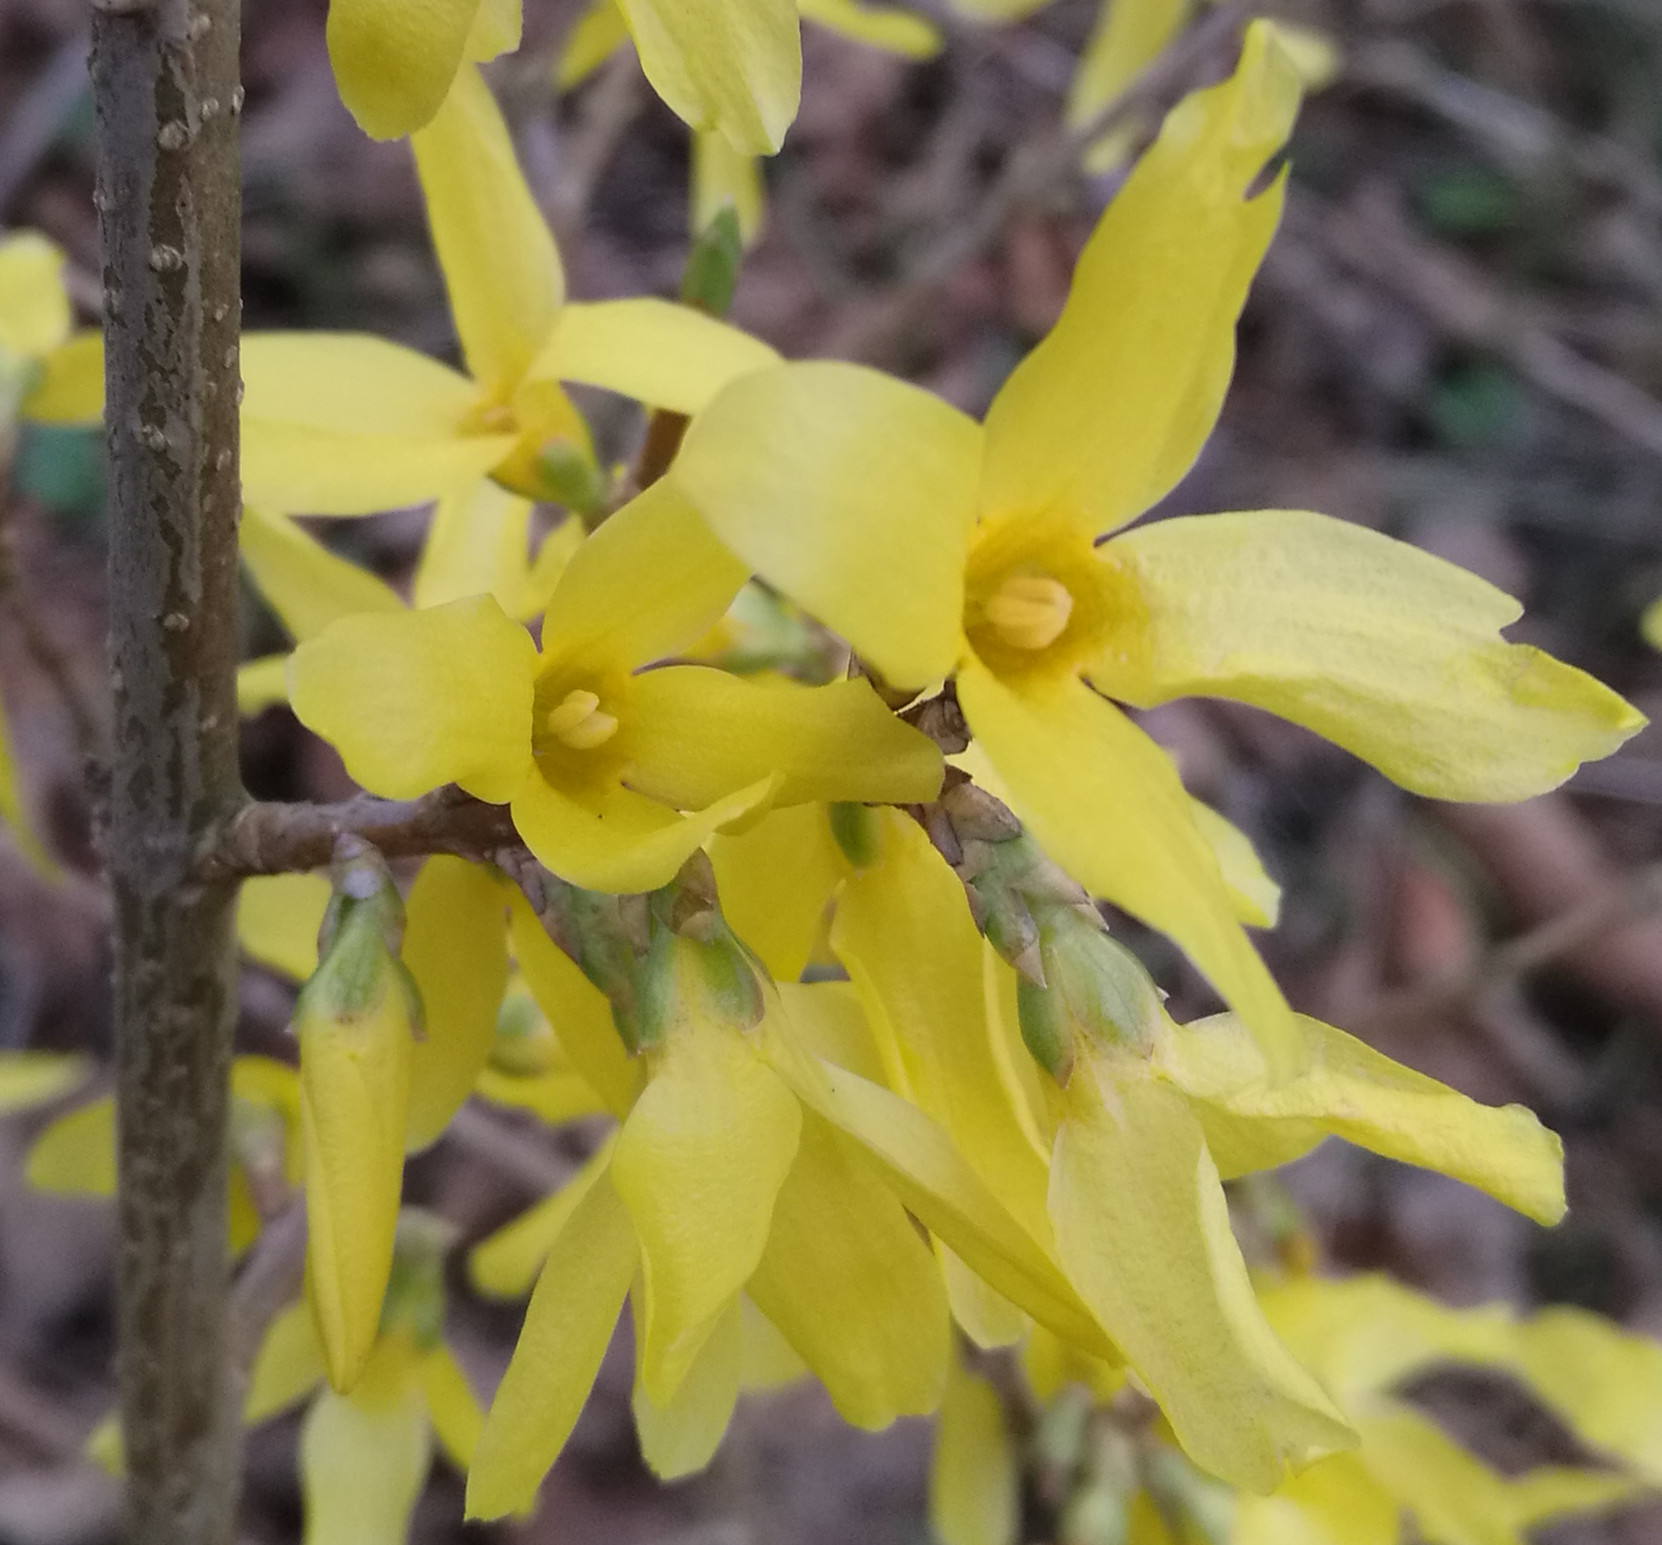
(240, 64, 779, 520)
(557, 0, 942, 240)
(0, 230, 102, 426)
(290, 479, 942, 894)
(326, 0, 522, 139)
(672, 22, 1643, 1073)
(466, 920, 950, 1516)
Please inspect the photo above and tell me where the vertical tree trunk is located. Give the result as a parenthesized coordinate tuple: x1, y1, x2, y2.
(92, 0, 245, 1539)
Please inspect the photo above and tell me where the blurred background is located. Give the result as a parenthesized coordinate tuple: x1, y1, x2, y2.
(4, 0, 1662, 1539)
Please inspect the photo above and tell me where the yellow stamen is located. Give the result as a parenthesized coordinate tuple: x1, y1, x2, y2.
(546, 689, 619, 750)
(983, 574, 1075, 651)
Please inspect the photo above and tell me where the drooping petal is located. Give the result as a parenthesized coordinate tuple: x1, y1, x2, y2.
(612, 1015, 801, 1405)
(1065, 0, 1187, 172)
(245, 1300, 328, 1425)
(511, 773, 772, 894)
(0, 232, 70, 357)
(557, 0, 630, 88)
(464, 0, 521, 59)
(413, 477, 540, 617)
(241, 333, 510, 516)
(468, 1138, 618, 1300)
(958, 661, 1298, 1074)
(776, 980, 890, 1085)
(1157, 1012, 1566, 1224)
(416, 1343, 486, 1472)
(238, 872, 331, 981)
(1191, 798, 1281, 928)
(533, 299, 780, 414)
(745, 1111, 950, 1429)
(618, 0, 802, 155)
(765, 1032, 1110, 1355)
(1048, 1055, 1353, 1492)
(506, 889, 641, 1115)
(290, 595, 537, 804)
(240, 506, 404, 644)
(1234, 1453, 1398, 1545)
(24, 332, 104, 424)
(930, 1360, 1020, 1545)
(830, 810, 1051, 1229)
(411, 65, 564, 399)
(625, 669, 943, 811)
(979, 22, 1300, 536)
(540, 479, 749, 674)
(327, 0, 483, 140)
(799, 0, 941, 58)
(467, 1169, 637, 1519)
(710, 805, 845, 982)
(739, 1297, 808, 1390)
(674, 361, 981, 688)
(402, 857, 510, 1149)
(631, 1296, 742, 1479)
(299, 1338, 431, 1545)
(1092, 510, 1644, 801)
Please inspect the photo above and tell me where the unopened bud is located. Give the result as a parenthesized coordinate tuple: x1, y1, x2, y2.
(828, 802, 882, 870)
(536, 438, 608, 516)
(681, 205, 743, 317)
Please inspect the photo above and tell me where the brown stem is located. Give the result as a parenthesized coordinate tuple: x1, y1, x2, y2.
(93, 0, 245, 1538)
(207, 787, 523, 878)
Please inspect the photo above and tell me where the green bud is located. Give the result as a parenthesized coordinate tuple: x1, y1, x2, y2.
(378, 1208, 457, 1351)
(535, 438, 609, 517)
(681, 206, 743, 317)
(828, 802, 883, 870)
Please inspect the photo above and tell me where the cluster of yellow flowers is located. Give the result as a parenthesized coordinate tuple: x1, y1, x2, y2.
(3, 3, 1660, 1544)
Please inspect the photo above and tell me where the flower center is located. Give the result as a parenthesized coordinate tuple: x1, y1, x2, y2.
(545, 688, 619, 751)
(982, 574, 1076, 651)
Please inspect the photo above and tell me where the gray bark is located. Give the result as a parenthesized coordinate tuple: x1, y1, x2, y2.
(92, 0, 245, 1539)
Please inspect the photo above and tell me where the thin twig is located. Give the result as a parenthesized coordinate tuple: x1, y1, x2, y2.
(207, 787, 522, 878)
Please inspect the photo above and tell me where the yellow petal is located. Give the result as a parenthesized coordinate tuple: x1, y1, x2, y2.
(534, 298, 780, 413)
(613, 1014, 801, 1404)
(413, 480, 539, 616)
(631, 1295, 742, 1479)
(241, 332, 510, 515)
(475, 1063, 609, 1125)
(1191, 798, 1281, 928)
(238, 872, 331, 981)
(412, 65, 564, 399)
(464, 0, 521, 59)
(800, 0, 941, 56)
(1501, 1467, 1645, 1534)
(238, 655, 292, 716)
(739, 1296, 808, 1390)
(469, 1138, 618, 1300)
(299, 1342, 431, 1545)
(692, 133, 766, 245)
(618, 0, 801, 154)
(27, 1098, 115, 1196)
(979, 22, 1300, 536)
(942, 1244, 1029, 1350)
(0, 1052, 87, 1114)
(541, 479, 748, 674)
(958, 660, 1298, 1075)
(765, 1033, 1110, 1355)
(403, 857, 510, 1149)
(246, 1300, 328, 1425)
(467, 1168, 636, 1519)
(830, 810, 1051, 1229)
(0, 232, 70, 358)
(416, 1343, 485, 1472)
(1643, 592, 1662, 652)
(290, 595, 537, 804)
(233, 1053, 308, 1191)
(24, 331, 104, 424)
(512, 773, 772, 894)
(1066, 0, 1187, 173)
(626, 669, 944, 811)
(1093, 510, 1645, 801)
(240, 505, 404, 643)
(948, 0, 1050, 16)
(1513, 1306, 1662, 1484)
(674, 360, 981, 688)
(327, 0, 482, 139)
(746, 1111, 950, 1428)
(557, 0, 630, 88)
(507, 889, 641, 1116)
(1158, 1012, 1566, 1224)
(300, 977, 415, 1391)
(930, 1360, 1019, 1545)
(1049, 1054, 1353, 1491)
(1234, 1452, 1398, 1545)
(776, 980, 890, 1085)
(710, 805, 845, 982)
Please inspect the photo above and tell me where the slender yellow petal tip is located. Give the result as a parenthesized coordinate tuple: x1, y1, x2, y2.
(326, 0, 482, 140)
